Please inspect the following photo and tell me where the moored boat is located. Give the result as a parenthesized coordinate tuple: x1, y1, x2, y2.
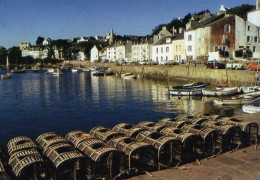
(168, 88, 203, 96)
(241, 86, 260, 94)
(172, 82, 210, 90)
(93, 71, 104, 76)
(214, 97, 252, 105)
(104, 71, 114, 76)
(202, 87, 238, 96)
(123, 73, 137, 79)
(242, 97, 260, 114)
(1, 72, 12, 79)
(71, 68, 79, 72)
(11, 69, 25, 73)
(47, 68, 55, 73)
(53, 68, 63, 75)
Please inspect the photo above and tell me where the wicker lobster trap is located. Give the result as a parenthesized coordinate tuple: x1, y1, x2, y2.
(108, 136, 158, 173)
(136, 121, 167, 132)
(7, 136, 45, 179)
(198, 120, 242, 151)
(89, 126, 124, 143)
(157, 118, 188, 128)
(112, 123, 147, 138)
(0, 155, 11, 180)
(135, 130, 182, 169)
(218, 117, 258, 145)
(36, 132, 85, 180)
(66, 130, 127, 179)
(180, 123, 220, 155)
(159, 127, 203, 162)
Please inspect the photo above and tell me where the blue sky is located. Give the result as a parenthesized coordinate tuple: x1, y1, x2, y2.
(0, 0, 255, 48)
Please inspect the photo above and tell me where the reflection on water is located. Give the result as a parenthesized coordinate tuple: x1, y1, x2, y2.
(0, 71, 242, 145)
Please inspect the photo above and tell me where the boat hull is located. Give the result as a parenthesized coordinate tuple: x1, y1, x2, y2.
(169, 89, 202, 96)
(202, 88, 238, 96)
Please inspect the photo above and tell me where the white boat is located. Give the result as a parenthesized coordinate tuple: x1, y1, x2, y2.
(71, 68, 79, 72)
(1, 72, 12, 79)
(214, 97, 252, 105)
(123, 73, 137, 79)
(47, 68, 55, 73)
(168, 88, 203, 96)
(202, 87, 238, 96)
(53, 69, 63, 76)
(241, 86, 260, 94)
(242, 97, 260, 114)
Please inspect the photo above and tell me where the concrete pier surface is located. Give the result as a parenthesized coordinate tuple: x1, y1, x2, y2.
(127, 112, 260, 180)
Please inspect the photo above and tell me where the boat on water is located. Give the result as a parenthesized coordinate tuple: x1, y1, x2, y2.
(202, 87, 238, 96)
(92, 71, 104, 76)
(123, 73, 137, 79)
(1, 72, 12, 79)
(53, 69, 63, 76)
(214, 97, 252, 105)
(168, 82, 209, 96)
(215, 83, 228, 90)
(105, 71, 114, 76)
(242, 97, 260, 114)
(11, 69, 25, 73)
(241, 86, 260, 94)
(47, 68, 55, 73)
(71, 68, 79, 72)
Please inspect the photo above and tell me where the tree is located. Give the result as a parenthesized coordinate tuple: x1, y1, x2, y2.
(0, 47, 7, 65)
(36, 36, 45, 46)
(226, 4, 255, 20)
(7, 47, 21, 65)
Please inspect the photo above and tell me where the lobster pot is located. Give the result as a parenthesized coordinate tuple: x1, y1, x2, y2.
(218, 118, 258, 145)
(0, 158, 11, 180)
(137, 121, 166, 132)
(188, 117, 208, 125)
(196, 113, 223, 121)
(7, 137, 45, 179)
(112, 123, 146, 138)
(201, 121, 242, 151)
(66, 131, 127, 179)
(136, 130, 182, 169)
(90, 126, 124, 142)
(37, 132, 85, 180)
(157, 119, 188, 129)
(7, 136, 37, 155)
(181, 124, 220, 155)
(108, 136, 158, 172)
(36, 132, 68, 152)
(159, 127, 203, 162)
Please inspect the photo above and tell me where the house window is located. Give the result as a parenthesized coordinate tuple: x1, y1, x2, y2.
(188, 46, 192, 52)
(253, 46, 256, 52)
(248, 26, 251, 31)
(224, 24, 231, 33)
(161, 56, 163, 61)
(156, 48, 158, 54)
(188, 35, 192, 41)
(254, 37, 258, 43)
(176, 45, 178, 51)
(247, 36, 251, 43)
(161, 47, 163, 53)
(166, 56, 168, 61)
(179, 45, 181, 50)
(166, 47, 169, 52)
(156, 57, 158, 61)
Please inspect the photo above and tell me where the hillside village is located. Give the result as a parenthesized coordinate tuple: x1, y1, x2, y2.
(3, 2, 260, 65)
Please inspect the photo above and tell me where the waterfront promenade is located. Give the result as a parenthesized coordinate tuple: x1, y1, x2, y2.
(70, 61, 257, 85)
(127, 112, 260, 180)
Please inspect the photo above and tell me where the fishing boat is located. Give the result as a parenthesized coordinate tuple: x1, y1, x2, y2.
(242, 97, 260, 114)
(202, 87, 238, 96)
(168, 88, 203, 96)
(47, 68, 54, 73)
(123, 73, 137, 79)
(11, 68, 25, 73)
(172, 82, 210, 90)
(215, 83, 228, 90)
(71, 68, 79, 72)
(53, 69, 63, 76)
(241, 86, 260, 94)
(1, 72, 12, 79)
(214, 97, 252, 105)
(92, 71, 104, 76)
(105, 71, 114, 76)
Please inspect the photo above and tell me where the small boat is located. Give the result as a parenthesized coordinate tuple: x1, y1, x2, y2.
(71, 68, 79, 72)
(216, 83, 228, 90)
(1, 72, 12, 79)
(214, 97, 252, 105)
(93, 71, 104, 76)
(242, 97, 260, 114)
(241, 86, 260, 94)
(105, 71, 114, 76)
(53, 69, 63, 76)
(123, 73, 137, 79)
(168, 88, 203, 96)
(202, 87, 238, 96)
(47, 68, 55, 73)
(172, 82, 210, 90)
(81, 68, 90, 72)
(11, 69, 25, 73)
(89, 66, 96, 71)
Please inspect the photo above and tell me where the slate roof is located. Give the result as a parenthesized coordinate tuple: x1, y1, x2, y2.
(153, 33, 184, 46)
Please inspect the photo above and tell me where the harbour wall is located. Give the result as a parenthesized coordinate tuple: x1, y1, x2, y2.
(70, 61, 257, 85)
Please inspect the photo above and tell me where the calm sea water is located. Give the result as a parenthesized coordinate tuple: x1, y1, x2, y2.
(0, 70, 243, 145)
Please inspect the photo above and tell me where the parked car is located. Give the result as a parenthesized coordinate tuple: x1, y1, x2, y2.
(159, 61, 167, 65)
(166, 60, 179, 65)
(248, 60, 260, 70)
(149, 61, 158, 65)
(102, 59, 109, 63)
(206, 61, 226, 69)
(139, 60, 149, 65)
(226, 60, 246, 70)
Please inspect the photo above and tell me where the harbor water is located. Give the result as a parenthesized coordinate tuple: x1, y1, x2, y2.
(0, 70, 243, 145)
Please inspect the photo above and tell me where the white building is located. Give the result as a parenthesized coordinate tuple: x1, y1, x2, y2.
(77, 36, 89, 43)
(22, 46, 48, 59)
(247, 0, 260, 26)
(132, 42, 152, 62)
(106, 45, 116, 61)
(42, 38, 51, 46)
(78, 51, 85, 61)
(20, 42, 31, 50)
(90, 45, 100, 62)
(152, 36, 174, 64)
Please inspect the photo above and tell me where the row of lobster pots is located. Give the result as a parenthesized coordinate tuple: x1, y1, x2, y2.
(0, 148, 11, 180)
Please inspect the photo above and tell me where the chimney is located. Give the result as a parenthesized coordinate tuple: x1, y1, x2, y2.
(257, 0, 260, 10)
